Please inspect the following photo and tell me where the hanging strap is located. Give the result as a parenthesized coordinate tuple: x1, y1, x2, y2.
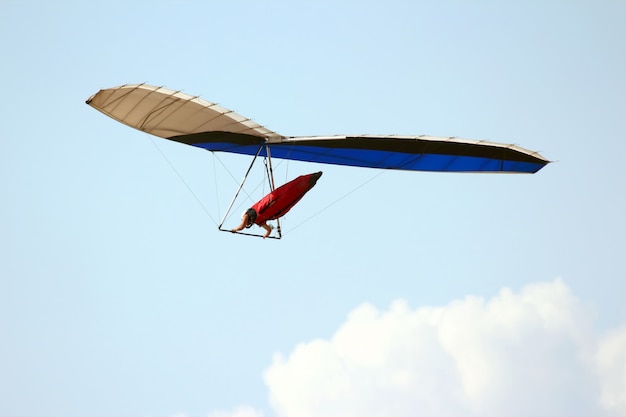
(264, 145, 282, 238)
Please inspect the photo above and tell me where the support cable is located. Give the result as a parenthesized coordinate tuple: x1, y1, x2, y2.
(149, 137, 218, 226)
(282, 169, 387, 236)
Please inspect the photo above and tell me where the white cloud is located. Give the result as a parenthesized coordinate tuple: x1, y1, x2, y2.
(595, 325, 626, 416)
(206, 405, 265, 417)
(264, 279, 626, 417)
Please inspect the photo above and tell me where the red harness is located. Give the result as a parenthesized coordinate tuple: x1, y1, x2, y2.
(250, 172, 322, 224)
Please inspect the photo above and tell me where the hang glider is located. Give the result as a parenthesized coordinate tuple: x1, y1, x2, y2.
(86, 84, 550, 174)
(86, 84, 550, 239)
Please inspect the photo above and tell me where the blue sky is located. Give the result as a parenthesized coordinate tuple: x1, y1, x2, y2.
(1, 1, 625, 417)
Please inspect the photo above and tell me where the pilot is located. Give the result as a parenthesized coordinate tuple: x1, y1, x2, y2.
(231, 208, 273, 238)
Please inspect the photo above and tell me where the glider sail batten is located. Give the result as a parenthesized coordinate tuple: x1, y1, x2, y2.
(86, 84, 550, 174)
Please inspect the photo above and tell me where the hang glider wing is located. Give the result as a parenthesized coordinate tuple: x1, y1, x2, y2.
(86, 84, 550, 173)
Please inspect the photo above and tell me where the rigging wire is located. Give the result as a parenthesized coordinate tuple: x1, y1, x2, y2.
(217, 144, 265, 229)
(211, 150, 263, 207)
(210, 150, 274, 223)
(148, 137, 218, 226)
(148, 135, 386, 238)
(282, 168, 388, 236)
